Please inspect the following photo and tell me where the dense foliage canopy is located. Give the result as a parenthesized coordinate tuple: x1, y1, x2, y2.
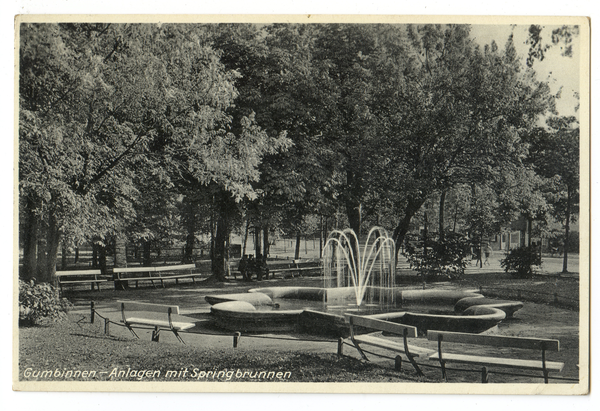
(18, 22, 580, 281)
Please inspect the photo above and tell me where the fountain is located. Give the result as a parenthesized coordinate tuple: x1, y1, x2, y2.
(204, 228, 524, 336)
(322, 227, 396, 311)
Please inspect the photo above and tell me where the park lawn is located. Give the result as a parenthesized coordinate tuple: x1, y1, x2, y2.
(17, 315, 430, 383)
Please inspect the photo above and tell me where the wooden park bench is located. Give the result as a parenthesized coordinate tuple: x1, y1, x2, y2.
(56, 269, 108, 291)
(427, 330, 564, 383)
(113, 264, 200, 288)
(269, 259, 321, 278)
(118, 301, 196, 344)
(344, 314, 434, 376)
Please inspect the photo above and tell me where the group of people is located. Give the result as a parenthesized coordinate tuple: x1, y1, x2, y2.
(472, 244, 494, 266)
(237, 254, 269, 282)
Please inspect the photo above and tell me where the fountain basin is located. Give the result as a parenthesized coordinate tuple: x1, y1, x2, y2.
(205, 292, 274, 306)
(248, 287, 326, 301)
(454, 297, 524, 318)
(210, 300, 303, 333)
(369, 306, 507, 334)
(207, 287, 522, 335)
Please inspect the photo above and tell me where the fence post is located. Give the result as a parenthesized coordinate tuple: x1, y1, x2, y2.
(90, 301, 95, 324)
(104, 318, 110, 335)
(233, 332, 241, 348)
(337, 337, 344, 357)
(481, 367, 489, 383)
(395, 355, 402, 372)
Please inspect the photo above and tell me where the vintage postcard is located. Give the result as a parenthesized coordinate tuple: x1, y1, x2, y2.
(12, 14, 590, 396)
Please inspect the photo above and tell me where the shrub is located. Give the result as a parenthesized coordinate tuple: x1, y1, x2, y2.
(500, 246, 542, 278)
(19, 279, 73, 326)
(404, 232, 471, 281)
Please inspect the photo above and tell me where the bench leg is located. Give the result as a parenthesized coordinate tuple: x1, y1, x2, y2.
(395, 356, 402, 371)
(403, 330, 424, 377)
(337, 338, 344, 357)
(126, 324, 139, 339)
(437, 337, 448, 381)
(172, 330, 185, 344)
(151, 326, 160, 342)
(351, 338, 368, 361)
(440, 360, 447, 382)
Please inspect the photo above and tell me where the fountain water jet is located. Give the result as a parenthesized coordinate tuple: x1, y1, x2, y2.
(322, 227, 396, 308)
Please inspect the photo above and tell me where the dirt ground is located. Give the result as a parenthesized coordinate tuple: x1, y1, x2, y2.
(42, 274, 581, 384)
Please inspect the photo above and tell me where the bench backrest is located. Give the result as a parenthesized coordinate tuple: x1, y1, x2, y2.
(427, 330, 560, 351)
(154, 264, 195, 272)
(114, 264, 196, 274)
(118, 301, 181, 315)
(56, 270, 102, 276)
(114, 266, 156, 273)
(346, 314, 417, 338)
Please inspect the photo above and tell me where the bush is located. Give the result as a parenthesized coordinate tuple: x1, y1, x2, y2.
(404, 232, 471, 281)
(500, 246, 542, 278)
(19, 279, 73, 326)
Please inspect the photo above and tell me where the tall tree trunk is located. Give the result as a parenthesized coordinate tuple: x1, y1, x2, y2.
(61, 244, 68, 270)
(563, 185, 571, 273)
(92, 242, 99, 268)
(346, 200, 361, 237)
(294, 233, 301, 260)
(114, 236, 127, 268)
(211, 190, 235, 281)
(20, 200, 39, 281)
(254, 227, 261, 258)
(392, 199, 425, 264)
(345, 168, 363, 236)
(527, 218, 533, 247)
(36, 233, 47, 281)
(241, 218, 250, 257)
(113, 236, 128, 290)
(319, 215, 324, 258)
(183, 195, 198, 263)
(453, 199, 459, 232)
(142, 241, 152, 266)
(39, 215, 61, 284)
(439, 190, 447, 242)
(423, 211, 429, 256)
(98, 243, 107, 275)
(262, 226, 270, 263)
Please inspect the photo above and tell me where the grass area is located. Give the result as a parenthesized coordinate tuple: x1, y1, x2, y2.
(458, 272, 580, 310)
(18, 317, 429, 383)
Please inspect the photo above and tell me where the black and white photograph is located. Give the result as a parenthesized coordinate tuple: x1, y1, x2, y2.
(10, 10, 590, 400)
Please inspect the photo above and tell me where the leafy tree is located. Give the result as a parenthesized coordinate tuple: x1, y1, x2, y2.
(526, 116, 579, 272)
(208, 23, 336, 265)
(369, 26, 555, 261)
(19, 23, 288, 283)
(525, 24, 580, 67)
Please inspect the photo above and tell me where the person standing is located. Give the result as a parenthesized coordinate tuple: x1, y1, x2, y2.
(238, 255, 250, 281)
(484, 244, 493, 266)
